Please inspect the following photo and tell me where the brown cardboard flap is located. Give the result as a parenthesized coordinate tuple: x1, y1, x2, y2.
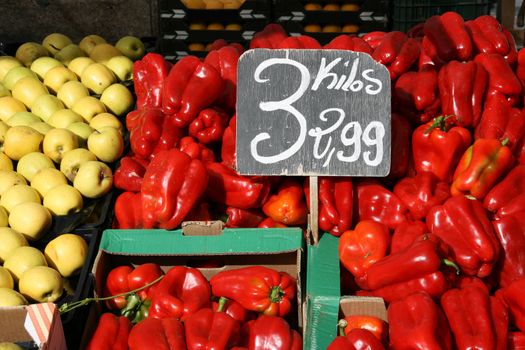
(340, 296, 388, 322)
(182, 220, 224, 236)
(0, 307, 31, 342)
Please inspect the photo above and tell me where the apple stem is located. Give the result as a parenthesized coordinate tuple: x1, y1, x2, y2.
(58, 274, 164, 314)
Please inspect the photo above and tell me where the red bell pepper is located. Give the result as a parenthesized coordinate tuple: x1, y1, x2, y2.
(188, 108, 230, 145)
(338, 220, 390, 279)
(327, 327, 385, 350)
(390, 220, 428, 253)
(393, 69, 440, 124)
(179, 136, 216, 163)
(225, 207, 266, 228)
(141, 149, 208, 229)
(492, 213, 525, 288)
(388, 291, 453, 350)
(263, 179, 307, 226)
(341, 315, 387, 343)
(323, 35, 373, 54)
(204, 45, 240, 111)
(212, 298, 257, 324)
(438, 60, 487, 128)
(304, 177, 353, 236)
(206, 162, 270, 209)
(221, 114, 236, 169)
(185, 200, 212, 222)
(475, 91, 525, 153)
(353, 179, 408, 230)
(184, 301, 241, 350)
(162, 56, 225, 127)
(276, 35, 321, 49)
(249, 24, 288, 49)
(502, 278, 525, 332)
(210, 266, 296, 317)
(128, 317, 186, 350)
(114, 156, 149, 192)
(149, 266, 211, 320)
(508, 332, 525, 349)
(240, 315, 302, 350)
(492, 295, 510, 350)
(362, 31, 385, 50)
(114, 191, 143, 229)
(423, 11, 473, 62)
(427, 195, 500, 277)
(257, 217, 288, 228)
(475, 53, 522, 105)
(86, 313, 131, 350)
(134, 53, 171, 109)
(393, 172, 450, 221)
(451, 138, 514, 200)
(517, 48, 525, 84)
(441, 284, 498, 349)
(412, 115, 472, 182)
(485, 165, 525, 217)
(371, 31, 420, 79)
(389, 113, 412, 179)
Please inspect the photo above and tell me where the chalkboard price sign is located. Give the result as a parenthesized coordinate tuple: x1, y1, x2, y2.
(236, 49, 391, 177)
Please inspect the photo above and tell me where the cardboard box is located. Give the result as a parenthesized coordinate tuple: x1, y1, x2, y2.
(80, 224, 304, 348)
(0, 303, 67, 350)
(305, 233, 387, 349)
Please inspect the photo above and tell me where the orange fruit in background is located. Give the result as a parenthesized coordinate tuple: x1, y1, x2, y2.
(304, 24, 322, 32)
(342, 24, 360, 33)
(189, 22, 207, 30)
(184, 0, 205, 9)
(222, 0, 242, 9)
(188, 43, 206, 51)
(204, 0, 224, 9)
(225, 23, 242, 31)
(304, 3, 322, 10)
(342, 3, 360, 11)
(207, 23, 225, 30)
(323, 3, 341, 11)
(323, 25, 342, 33)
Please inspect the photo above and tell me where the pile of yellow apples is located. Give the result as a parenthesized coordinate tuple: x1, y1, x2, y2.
(0, 32, 144, 307)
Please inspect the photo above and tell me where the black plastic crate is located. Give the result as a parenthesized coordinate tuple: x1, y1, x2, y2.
(392, 0, 492, 32)
(159, 0, 271, 22)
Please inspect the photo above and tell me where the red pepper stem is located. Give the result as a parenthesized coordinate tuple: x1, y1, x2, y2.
(337, 319, 348, 337)
(269, 286, 285, 303)
(442, 258, 461, 275)
(501, 138, 510, 146)
(217, 297, 229, 313)
(58, 274, 165, 314)
(424, 115, 452, 134)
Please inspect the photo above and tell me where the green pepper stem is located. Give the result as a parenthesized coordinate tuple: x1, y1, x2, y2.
(338, 319, 348, 337)
(501, 138, 510, 147)
(269, 286, 285, 303)
(424, 115, 453, 134)
(442, 259, 461, 275)
(59, 274, 164, 314)
(217, 297, 228, 313)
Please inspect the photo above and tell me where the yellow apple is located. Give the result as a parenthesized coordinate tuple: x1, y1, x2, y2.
(56, 80, 89, 108)
(43, 184, 83, 216)
(54, 44, 86, 65)
(80, 63, 116, 95)
(6, 111, 41, 127)
(0, 83, 11, 97)
(0, 206, 8, 227)
(19, 266, 63, 303)
(3, 125, 43, 160)
(0, 267, 14, 289)
(105, 55, 133, 81)
(30, 94, 65, 122)
(0, 56, 22, 82)
(67, 56, 95, 78)
(29, 121, 53, 135)
(11, 76, 49, 108)
(90, 112, 123, 132)
(15, 42, 49, 67)
(71, 95, 107, 122)
(9, 202, 52, 241)
(99, 83, 133, 117)
(30, 56, 64, 80)
(0, 121, 9, 151)
(3, 246, 47, 282)
(42, 33, 72, 56)
(0, 152, 13, 171)
(79, 35, 107, 56)
(3, 66, 38, 90)
(0, 227, 28, 263)
(89, 43, 122, 64)
(43, 128, 79, 163)
(60, 148, 97, 182)
(47, 108, 84, 128)
(0, 184, 41, 213)
(31, 168, 67, 197)
(44, 233, 87, 277)
(0, 342, 24, 350)
(87, 126, 124, 163)
(115, 36, 146, 61)
(0, 288, 28, 306)
(0, 96, 26, 122)
(16, 152, 55, 182)
(73, 160, 113, 198)
(0, 170, 27, 195)
(43, 66, 78, 94)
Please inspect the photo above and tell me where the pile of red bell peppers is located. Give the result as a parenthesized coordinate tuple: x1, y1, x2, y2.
(111, 10, 525, 349)
(86, 263, 300, 350)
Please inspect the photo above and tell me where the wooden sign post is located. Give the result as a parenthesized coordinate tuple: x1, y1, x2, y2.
(236, 49, 391, 244)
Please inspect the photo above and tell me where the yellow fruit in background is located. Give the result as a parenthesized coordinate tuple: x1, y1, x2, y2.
(43, 184, 83, 216)
(8, 202, 52, 241)
(60, 148, 98, 182)
(44, 233, 88, 277)
(79, 35, 107, 56)
(0, 342, 24, 350)
(87, 126, 124, 163)
(0, 153, 13, 171)
(42, 33, 73, 56)
(43, 66, 78, 94)
(18, 266, 63, 303)
(3, 125, 43, 161)
(0, 267, 14, 289)
(31, 168, 68, 197)
(99, 83, 134, 117)
(11, 76, 49, 108)
(225, 23, 242, 31)
(68, 56, 95, 78)
(189, 43, 206, 51)
(89, 43, 122, 65)
(56, 80, 89, 108)
(189, 22, 207, 30)
(31, 94, 65, 122)
(81, 63, 116, 95)
(66, 122, 94, 147)
(222, 0, 242, 9)
(0, 288, 28, 306)
(204, 0, 223, 9)
(15, 42, 49, 67)
(0, 227, 28, 263)
(0, 96, 26, 122)
(0, 184, 41, 213)
(29, 121, 53, 135)
(323, 3, 340, 10)
(0, 170, 27, 196)
(342, 24, 360, 33)
(207, 23, 225, 30)
(30, 57, 64, 80)
(304, 2, 322, 10)
(3, 66, 38, 91)
(0, 56, 22, 82)
(43, 128, 79, 163)
(323, 25, 342, 33)
(90, 112, 123, 132)
(6, 111, 41, 127)
(185, 0, 205, 9)
(3, 246, 47, 282)
(0, 207, 7, 227)
(72, 95, 107, 122)
(342, 3, 360, 11)
(304, 24, 322, 32)
(16, 151, 55, 182)
(47, 109, 84, 128)
(0, 83, 10, 97)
